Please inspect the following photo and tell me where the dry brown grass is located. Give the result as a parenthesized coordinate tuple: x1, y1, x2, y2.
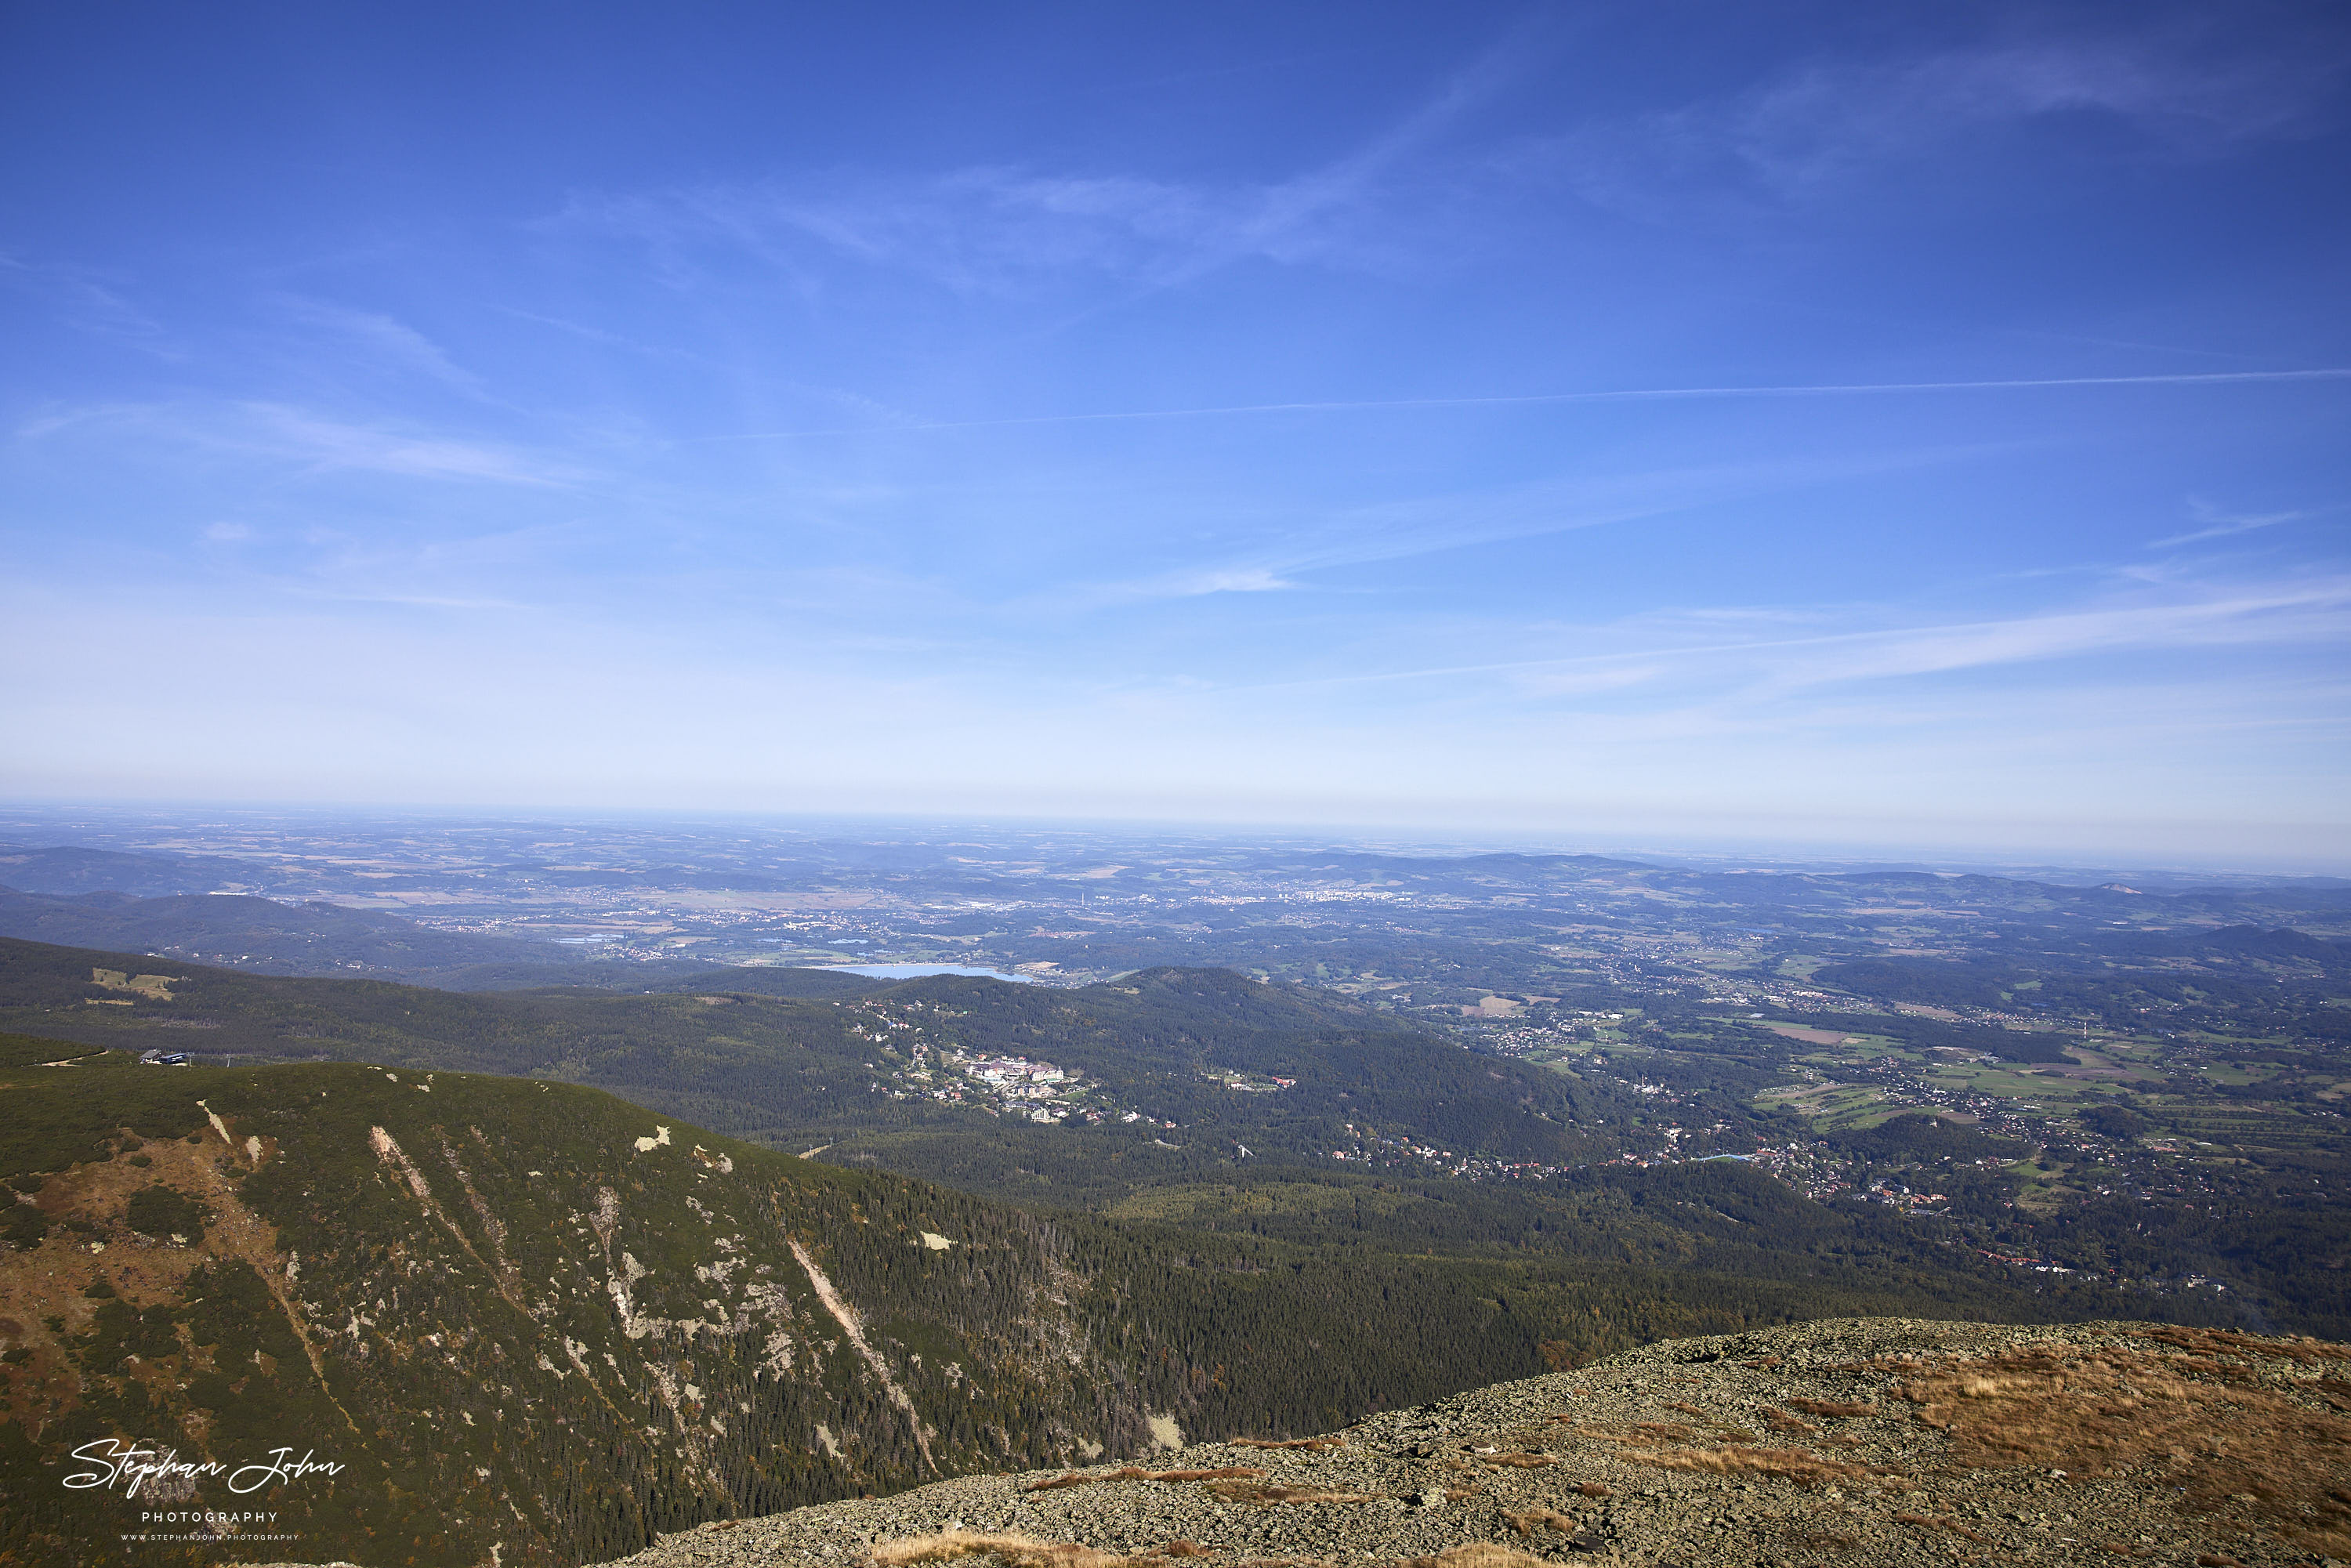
(1570, 1420, 1646, 1448)
(0, 1126, 337, 1438)
(1392, 1545, 1550, 1568)
(1763, 1407, 1820, 1436)
(1574, 1481, 1610, 1498)
(1502, 1508, 1578, 1534)
(871, 1529, 1559, 1568)
(1538, 1339, 1585, 1371)
(1480, 1453, 1552, 1468)
(1627, 1442, 1875, 1490)
(1895, 1512, 1987, 1542)
(868, 1534, 1224, 1566)
(2135, 1327, 2350, 1365)
(869, 1530, 1135, 1568)
(1880, 1334, 2351, 1559)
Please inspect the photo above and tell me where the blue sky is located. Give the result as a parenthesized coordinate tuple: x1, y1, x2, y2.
(3, 2, 2346, 865)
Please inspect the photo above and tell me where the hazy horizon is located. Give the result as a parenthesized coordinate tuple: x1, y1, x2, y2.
(2, 796, 2342, 882)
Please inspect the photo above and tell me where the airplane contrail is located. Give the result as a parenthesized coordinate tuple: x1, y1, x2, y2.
(712, 368, 2351, 440)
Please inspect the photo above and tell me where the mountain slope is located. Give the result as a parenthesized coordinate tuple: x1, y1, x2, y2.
(2, 1037, 2145, 1568)
(5, 1048, 1167, 1566)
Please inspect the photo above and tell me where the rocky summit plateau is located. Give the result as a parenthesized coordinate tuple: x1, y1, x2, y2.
(556, 1317, 2351, 1568)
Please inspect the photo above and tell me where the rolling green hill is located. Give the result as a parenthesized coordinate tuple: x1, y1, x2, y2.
(0, 940, 1615, 1197)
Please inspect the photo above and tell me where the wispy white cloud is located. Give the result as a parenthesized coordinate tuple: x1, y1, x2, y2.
(492, 304, 742, 374)
(1244, 574, 2351, 698)
(1158, 566, 1298, 596)
(275, 297, 488, 397)
(1734, 580, 2351, 693)
(1049, 563, 1302, 612)
(1741, 42, 2331, 179)
(0, 251, 176, 356)
(713, 368, 2351, 441)
(564, 161, 1356, 299)
(2149, 498, 2313, 548)
(16, 400, 592, 488)
(556, 26, 1546, 299)
(1544, 32, 2343, 210)
(1037, 450, 1962, 618)
(1103, 446, 1987, 600)
(1512, 664, 1666, 698)
(241, 403, 588, 487)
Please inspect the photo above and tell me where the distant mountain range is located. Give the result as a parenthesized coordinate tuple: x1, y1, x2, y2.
(0, 888, 581, 980)
(0, 842, 299, 898)
(0, 883, 893, 991)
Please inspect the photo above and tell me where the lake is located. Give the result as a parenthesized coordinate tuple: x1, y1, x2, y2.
(831, 962, 1042, 984)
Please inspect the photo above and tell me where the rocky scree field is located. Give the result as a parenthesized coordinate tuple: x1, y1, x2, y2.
(580, 1316, 2351, 1568)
